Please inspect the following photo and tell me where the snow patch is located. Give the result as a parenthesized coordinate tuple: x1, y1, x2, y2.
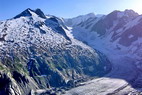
(128, 34, 134, 38)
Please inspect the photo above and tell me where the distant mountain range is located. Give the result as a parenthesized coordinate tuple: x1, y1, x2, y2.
(65, 9, 142, 58)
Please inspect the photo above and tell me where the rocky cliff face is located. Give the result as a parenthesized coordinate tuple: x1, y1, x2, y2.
(0, 9, 111, 95)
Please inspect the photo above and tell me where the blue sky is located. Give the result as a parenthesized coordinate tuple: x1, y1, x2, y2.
(0, 0, 142, 20)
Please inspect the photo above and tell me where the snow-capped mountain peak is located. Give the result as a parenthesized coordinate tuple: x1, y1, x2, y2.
(117, 9, 139, 18)
(80, 13, 95, 19)
(72, 12, 95, 20)
(14, 8, 46, 19)
(34, 8, 46, 18)
(64, 12, 103, 27)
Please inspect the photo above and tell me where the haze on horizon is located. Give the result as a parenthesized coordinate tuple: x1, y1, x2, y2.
(0, 0, 142, 20)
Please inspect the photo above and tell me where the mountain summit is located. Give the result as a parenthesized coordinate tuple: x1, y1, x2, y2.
(14, 8, 46, 19)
